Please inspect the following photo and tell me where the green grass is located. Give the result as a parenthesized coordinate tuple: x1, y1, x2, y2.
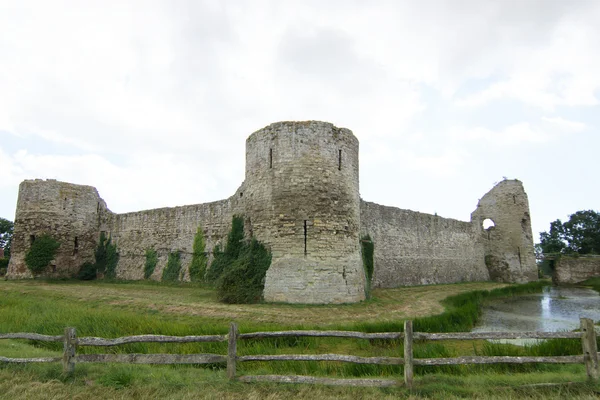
(583, 277, 600, 293)
(0, 364, 597, 399)
(0, 279, 598, 398)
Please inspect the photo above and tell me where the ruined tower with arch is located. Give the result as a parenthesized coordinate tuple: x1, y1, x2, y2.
(7, 121, 538, 303)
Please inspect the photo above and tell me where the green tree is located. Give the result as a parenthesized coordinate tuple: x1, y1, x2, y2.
(538, 220, 567, 255)
(538, 210, 600, 256)
(562, 210, 600, 254)
(0, 217, 13, 257)
(25, 234, 60, 276)
(189, 226, 207, 282)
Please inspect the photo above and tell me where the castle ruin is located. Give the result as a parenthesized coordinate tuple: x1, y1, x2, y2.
(6, 121, 538, 303)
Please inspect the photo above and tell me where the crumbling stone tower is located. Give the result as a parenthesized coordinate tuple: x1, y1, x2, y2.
(7, 179, 108, 278)
(471, 179, 538, 283)
(243, 121, 366, 303)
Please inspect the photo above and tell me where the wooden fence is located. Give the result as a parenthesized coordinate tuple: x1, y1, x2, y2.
(1, 318, 598, 388)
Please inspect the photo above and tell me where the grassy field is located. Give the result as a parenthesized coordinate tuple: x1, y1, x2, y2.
(0, 279, 510, 327)
(1, 279, 599, 399)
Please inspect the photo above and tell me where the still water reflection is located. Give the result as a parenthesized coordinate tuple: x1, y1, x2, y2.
(473, 286, 600, 334)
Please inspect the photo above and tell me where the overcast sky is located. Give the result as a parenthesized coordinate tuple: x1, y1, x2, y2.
(1, 0, 598, 240)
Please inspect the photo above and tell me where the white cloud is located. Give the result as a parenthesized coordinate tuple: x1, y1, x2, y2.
(541, 116, 587, 133)
(0, 0, 599, 239)
(451, 123, 547, 146)
(450, 115, 585, 146)
(454, 3, 600, 109)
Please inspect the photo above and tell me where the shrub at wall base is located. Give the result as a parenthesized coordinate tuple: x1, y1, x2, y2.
(76, 233, 119, 280)
(208, 215, 272, 304)
(217, 238, 272, 304)
(25, 234, 60, 277)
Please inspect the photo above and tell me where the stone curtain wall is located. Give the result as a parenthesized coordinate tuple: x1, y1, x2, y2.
(471, 180, 538, 283)
(361, 201, 489, 288)
(109, 193, 243, 281)
(246, 122, 365, 303)
(7, 179, 107, 278)
(6, 122, 540, 303)
(553, 256, 600, 284)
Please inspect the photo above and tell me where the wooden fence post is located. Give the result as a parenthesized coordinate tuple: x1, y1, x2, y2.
(62, 327, 77, 374)
(580, 318, 599, 381)
(227, 322, 238, 380)
(404, 320, 414, 388)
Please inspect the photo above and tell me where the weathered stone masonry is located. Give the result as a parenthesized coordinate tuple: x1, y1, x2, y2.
(7, 121, 538, 303)
(553, 256, 600, 284)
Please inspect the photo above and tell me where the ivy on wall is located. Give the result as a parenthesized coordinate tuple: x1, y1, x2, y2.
(361, 234, 374, 298)
(162, 251, 182, 282)
(144, 248, 158, 279)
(25, 234, 60, 276)
(189, 226, 207, 282)
(206, 215, 244, 283)
(95, 232, 119, 279)
(77, 232, 119, 280)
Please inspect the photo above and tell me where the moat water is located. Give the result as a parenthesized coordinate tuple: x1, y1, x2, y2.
(472, 286, 600, 343)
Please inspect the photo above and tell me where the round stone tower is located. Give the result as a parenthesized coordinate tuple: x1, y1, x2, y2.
(244, 121, 365, 303)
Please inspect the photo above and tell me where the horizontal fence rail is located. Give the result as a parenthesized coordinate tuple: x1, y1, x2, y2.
(75, 353, 227, 364)
(237, 354, 404, 365)
(1, 319, 598, 387)
(416, 331, 582, 340)
(78, 334, 227, 346)
(0, 333, 63, 342)
(238, 330, 403, 340)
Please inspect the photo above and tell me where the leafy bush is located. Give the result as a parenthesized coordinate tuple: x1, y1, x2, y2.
(144, 248, 158, 279)
(189, 227, 207, 282)
(162, 251, 182, 282)
(77, 261, 97, 280)
(95, 232, 119, 279)
(217, 238, 272, 304)
(207, 215, 272, 304)
(25, 234, 60, 276)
